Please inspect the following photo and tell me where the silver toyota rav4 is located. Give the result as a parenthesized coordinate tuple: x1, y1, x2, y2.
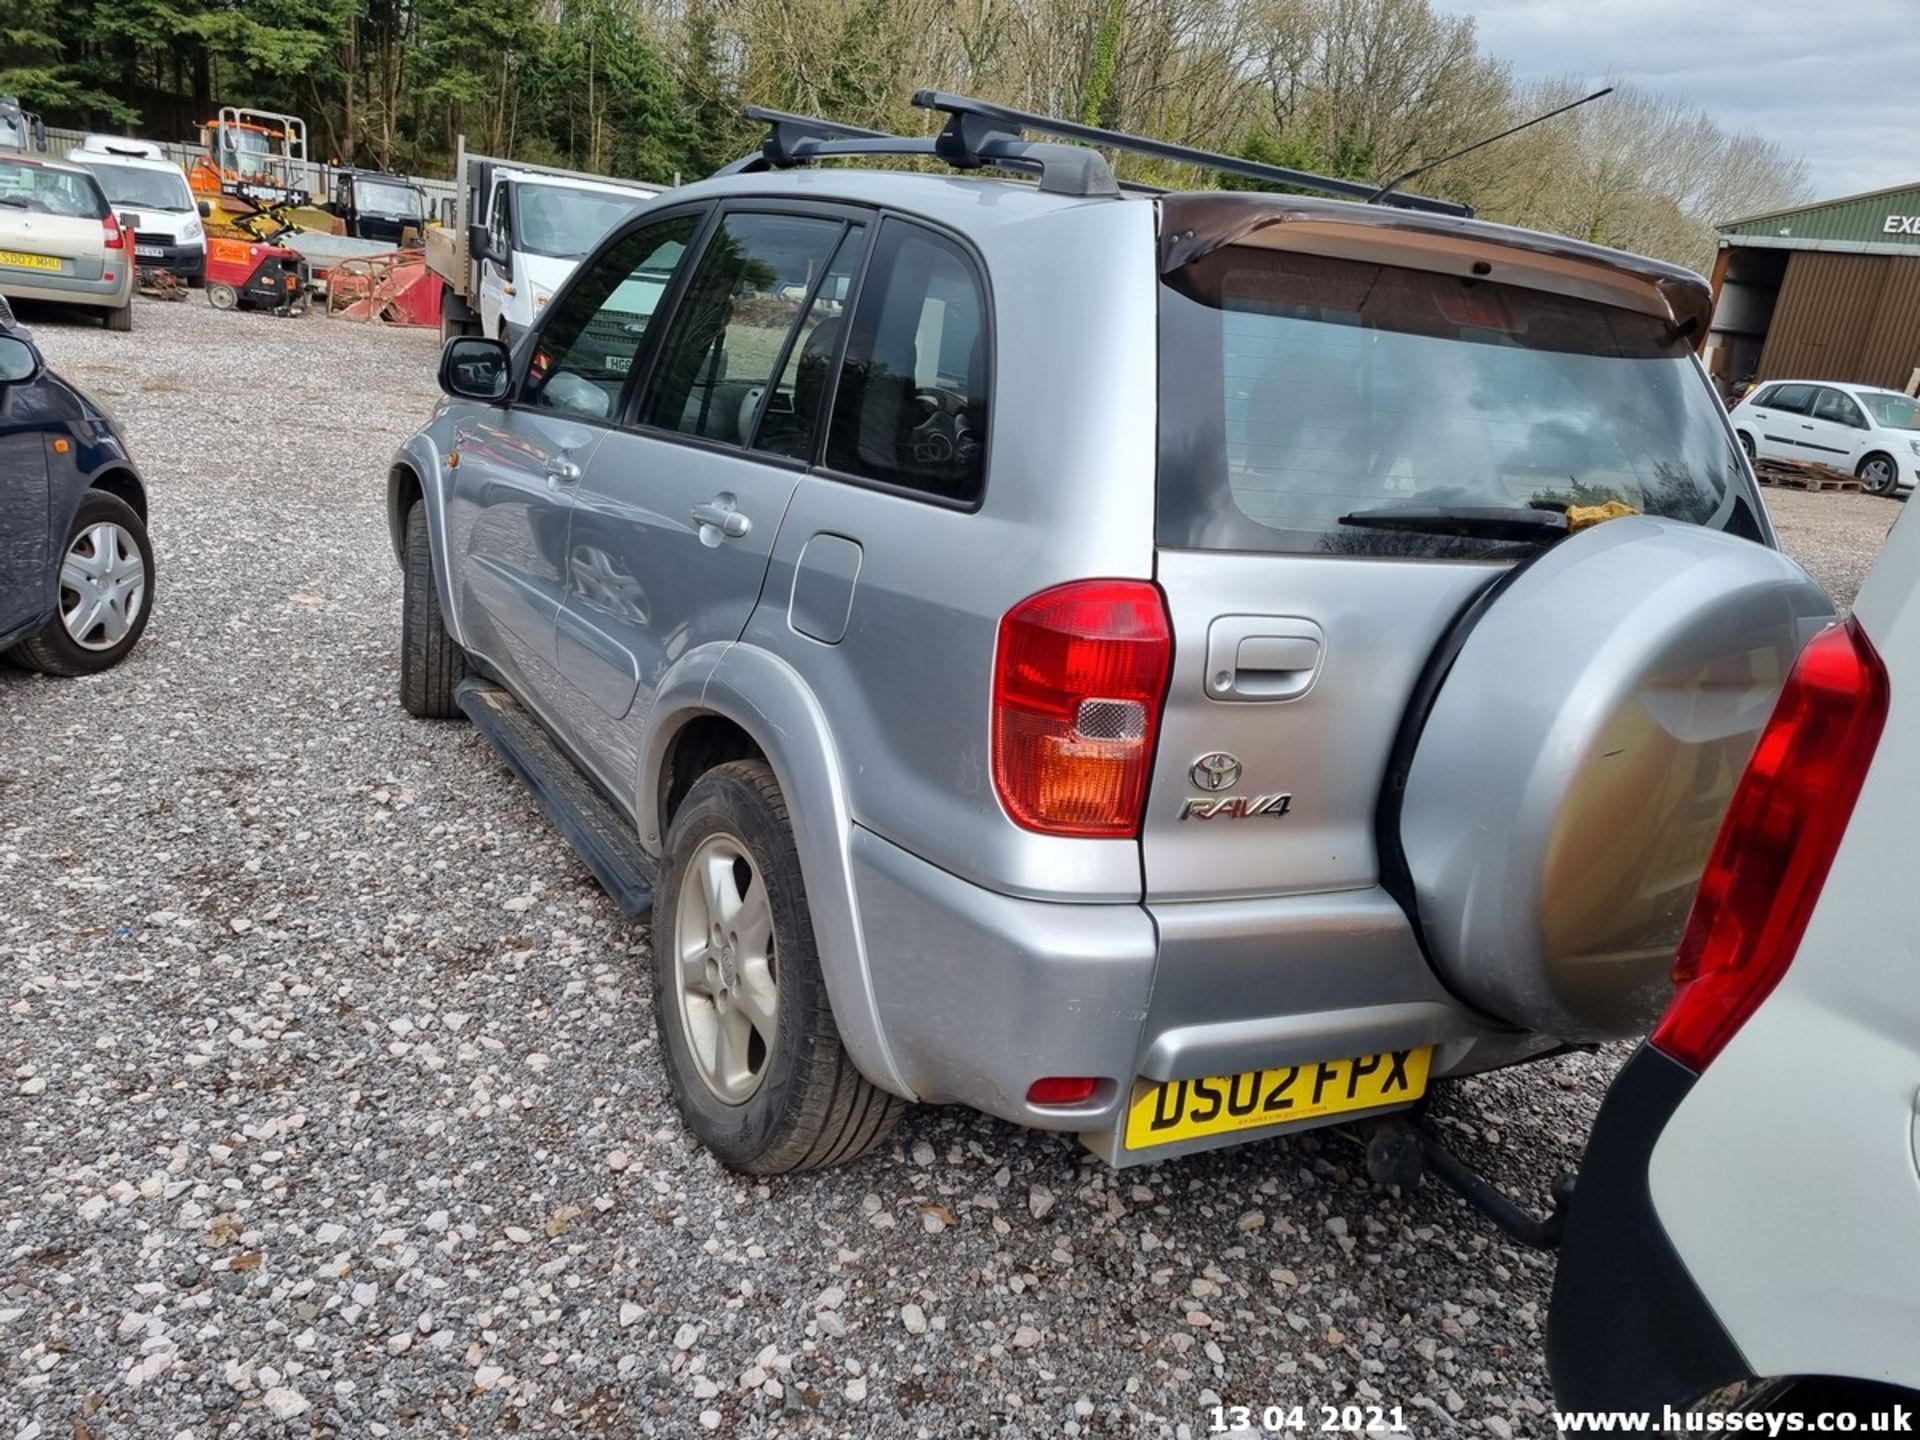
(386, 94, 1834, 1176)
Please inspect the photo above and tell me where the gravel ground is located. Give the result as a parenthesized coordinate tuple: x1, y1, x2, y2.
(0, 295, 1902, 1440)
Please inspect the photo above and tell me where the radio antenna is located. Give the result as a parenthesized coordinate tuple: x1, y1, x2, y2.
(1367, 86, 1614, 206)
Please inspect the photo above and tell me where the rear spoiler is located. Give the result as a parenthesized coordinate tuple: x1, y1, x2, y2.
(1159, 192, 1713, 340)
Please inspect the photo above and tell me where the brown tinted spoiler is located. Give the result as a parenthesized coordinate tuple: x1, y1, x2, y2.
(1160, 192, 1712, 339)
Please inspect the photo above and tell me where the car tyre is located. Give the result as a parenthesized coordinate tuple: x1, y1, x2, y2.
(1857, 451, 1899, 497)
(105, 303, 133, 333)
(400, 501, 466, 718)
(8, 490, 154, 676)
(653, 760, 906, 1174)
(1736, 430, 1755, 462)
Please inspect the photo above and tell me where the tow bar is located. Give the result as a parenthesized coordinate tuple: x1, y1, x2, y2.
(1357, 1116, 1572, 1250)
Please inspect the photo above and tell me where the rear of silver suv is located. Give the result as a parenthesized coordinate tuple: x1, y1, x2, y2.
(394, 101, 1834, 1174)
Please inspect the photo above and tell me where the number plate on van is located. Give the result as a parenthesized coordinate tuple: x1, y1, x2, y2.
(1124, 1047, 1431, 1150)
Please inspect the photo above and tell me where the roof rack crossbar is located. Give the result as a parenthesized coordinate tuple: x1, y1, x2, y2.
(719, 113, 1121, 197)
(738, 105, 898, 169)
(910, 89, 1471, 217)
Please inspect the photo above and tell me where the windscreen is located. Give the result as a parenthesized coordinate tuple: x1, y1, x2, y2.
(1158, 247, 1760, 557)
(0, 160, 108, 219)
(516, 184, 648, 259)
(356, 178, 422, 218)
(1860, 391, 1920, 430)
(81, 161, 192, 212)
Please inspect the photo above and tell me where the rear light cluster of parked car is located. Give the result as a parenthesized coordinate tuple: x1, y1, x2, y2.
(1654, 618, 1890, 1071)
(990, 579, 1173, 839)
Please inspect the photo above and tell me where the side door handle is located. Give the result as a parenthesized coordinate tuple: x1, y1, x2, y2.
(545, 456, 581, 485)
(691, 496, 751, 541)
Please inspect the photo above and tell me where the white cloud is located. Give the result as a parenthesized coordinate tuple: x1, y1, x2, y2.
(1431, 0, 1919, 208)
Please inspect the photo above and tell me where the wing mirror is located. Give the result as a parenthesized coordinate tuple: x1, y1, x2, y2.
(198, 199, 212, 218)
(438, 336, 511, 402)
(0, 333, 43, 385)
(467, 221, 491, 263)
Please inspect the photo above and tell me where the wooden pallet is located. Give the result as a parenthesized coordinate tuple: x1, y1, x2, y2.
(1754, 460, 1863, 493)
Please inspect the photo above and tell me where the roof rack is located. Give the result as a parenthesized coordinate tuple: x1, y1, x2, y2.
(911, 91, 1470, 215)
(718, 104, 1120, 197)
(716, 94, 1470, 215)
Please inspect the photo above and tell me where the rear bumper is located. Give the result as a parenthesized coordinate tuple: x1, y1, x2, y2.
(1546, 1043, 1752, 1411)
(0, 267, 134, 309)
(853, 825, 1556, 1166)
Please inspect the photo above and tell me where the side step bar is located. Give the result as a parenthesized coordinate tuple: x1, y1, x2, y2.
(456, 678, 655, 917)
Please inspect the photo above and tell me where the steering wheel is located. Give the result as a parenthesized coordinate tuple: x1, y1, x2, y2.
(907, 387, 977, 467)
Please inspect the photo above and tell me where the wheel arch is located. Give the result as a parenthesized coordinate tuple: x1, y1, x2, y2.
(386, 433, 463, 645)
(87, 466, 147, 522)
(640, 643, 914, 1100)
(389, 460, 423, 562)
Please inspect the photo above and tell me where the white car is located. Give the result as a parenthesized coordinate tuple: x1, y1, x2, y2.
(1548, 493, 1919, 1420)
(1730, 378, 1920, 496)
(0, 155, 136, 330)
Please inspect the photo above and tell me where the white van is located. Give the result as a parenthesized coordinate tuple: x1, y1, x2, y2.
(66, 136, 207, 284)
(472, 167, 661, 342)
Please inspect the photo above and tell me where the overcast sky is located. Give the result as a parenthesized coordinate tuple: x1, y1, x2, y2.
(1430, 0, 1919, 205)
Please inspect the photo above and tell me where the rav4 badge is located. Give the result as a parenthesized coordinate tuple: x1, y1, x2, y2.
(1178, 793, 1293, 821)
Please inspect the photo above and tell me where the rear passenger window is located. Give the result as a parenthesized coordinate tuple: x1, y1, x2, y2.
(1768, 384, 1814, 414)
(754, 225, 864, 461)
(824, 220, 989, 504)
(640, 211, 847, 445)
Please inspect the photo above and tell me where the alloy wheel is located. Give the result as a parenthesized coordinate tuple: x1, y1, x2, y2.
(672, 834, 779, 1104)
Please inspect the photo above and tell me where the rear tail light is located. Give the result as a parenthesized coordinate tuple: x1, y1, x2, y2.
(102, 214, 125, 251)
(992, 580, 1172, 838)
(1653, 619, 1889, 1071)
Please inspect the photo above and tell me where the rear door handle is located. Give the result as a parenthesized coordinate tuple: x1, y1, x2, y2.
(545, 456, 581, 485)
(692, 497, 751, 540)
(1205, 617, 1324, 702)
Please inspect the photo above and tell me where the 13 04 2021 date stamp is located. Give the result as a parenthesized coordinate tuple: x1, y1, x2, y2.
(1207, 1403, 1411, 1435)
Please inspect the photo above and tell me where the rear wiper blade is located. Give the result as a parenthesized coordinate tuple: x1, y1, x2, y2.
(1337, 505, 1570, 544)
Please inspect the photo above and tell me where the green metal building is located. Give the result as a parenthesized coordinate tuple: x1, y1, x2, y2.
(1705, 183, 1920, 393)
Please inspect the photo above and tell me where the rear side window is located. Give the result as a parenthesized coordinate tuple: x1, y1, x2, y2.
(1158, 247, 1760, 557)
(823, 219, 989, 504)
(1767, 384, 1814, 414)
(0, 161, 107, 219)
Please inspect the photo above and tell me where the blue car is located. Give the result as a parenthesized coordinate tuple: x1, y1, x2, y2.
(0, 296, 154, 673)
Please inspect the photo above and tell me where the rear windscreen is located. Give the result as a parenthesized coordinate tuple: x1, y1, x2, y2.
(0, 160, 108, 220)
(1158, 247, 1763, 557)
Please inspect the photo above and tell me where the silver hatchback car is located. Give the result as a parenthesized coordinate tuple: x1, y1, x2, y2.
(387, 95, 1833, 1175)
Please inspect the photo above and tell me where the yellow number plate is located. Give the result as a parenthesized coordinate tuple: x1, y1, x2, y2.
(1125, 1047, 1432, 1151)
(0, 249, 61, 272)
